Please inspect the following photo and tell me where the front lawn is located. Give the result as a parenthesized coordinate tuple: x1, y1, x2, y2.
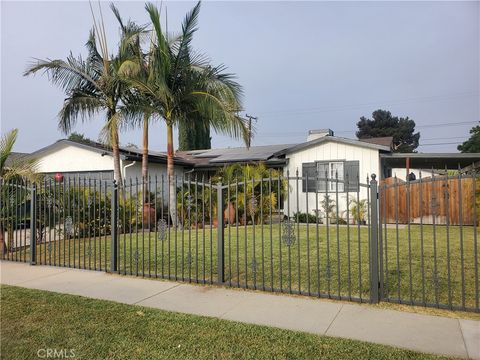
(8, 223, 479, 309)
(0, 285, 454, 360)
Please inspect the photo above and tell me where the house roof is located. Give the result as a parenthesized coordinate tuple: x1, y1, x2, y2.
(380, 152, 480, 169)
(274, 135, 391, 156)
(359, 136, 393, 148)
(176, 144, 295, 167)
(30, 139, 192, 166)
(4, 152, 30, 168)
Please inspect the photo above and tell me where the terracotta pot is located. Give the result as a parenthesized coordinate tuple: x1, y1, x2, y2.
(142, 203, 156, 228)
(224, 202, 236, 224)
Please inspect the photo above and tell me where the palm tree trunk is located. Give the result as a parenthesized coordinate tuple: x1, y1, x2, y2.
(166, 124, 177, 226)
(111, 129, 123, 188)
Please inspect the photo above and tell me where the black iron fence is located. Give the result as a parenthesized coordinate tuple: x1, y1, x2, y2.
(1, 171, 478, 312)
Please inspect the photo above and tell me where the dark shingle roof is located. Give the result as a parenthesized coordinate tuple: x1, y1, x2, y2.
(30, 139, 192, 166)
(4, 152, 29, 168)
(359, 136, 393, 148)
(176, 144, 296, 167)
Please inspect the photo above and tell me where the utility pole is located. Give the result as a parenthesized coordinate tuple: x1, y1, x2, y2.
(245, 114, 257, 148)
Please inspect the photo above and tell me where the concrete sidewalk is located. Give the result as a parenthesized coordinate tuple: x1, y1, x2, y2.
(1, 261, 478, 359)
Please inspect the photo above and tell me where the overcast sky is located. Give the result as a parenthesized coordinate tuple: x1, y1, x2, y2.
(1, 1, 479, 153)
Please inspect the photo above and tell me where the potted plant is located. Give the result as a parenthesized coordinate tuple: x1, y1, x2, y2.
(321, 195, 336, 225)
(350, 198, 367, 225)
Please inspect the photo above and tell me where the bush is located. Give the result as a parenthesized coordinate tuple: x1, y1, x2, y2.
(293, 212, 320, 223)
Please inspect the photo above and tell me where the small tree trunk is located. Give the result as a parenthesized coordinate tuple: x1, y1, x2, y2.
(167, 124, 177, 227)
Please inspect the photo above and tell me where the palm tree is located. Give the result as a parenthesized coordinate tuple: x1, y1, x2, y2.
(24, 4, 144, 187)
(0, 129, 39, 181)
(121, 1, 248, 225)
(0, 129, 40, 255)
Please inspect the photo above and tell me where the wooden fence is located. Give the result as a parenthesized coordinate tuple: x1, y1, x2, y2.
(379, 175, 478, 226)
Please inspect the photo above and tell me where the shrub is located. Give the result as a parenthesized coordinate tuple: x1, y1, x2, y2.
(293, 212, 319, 223)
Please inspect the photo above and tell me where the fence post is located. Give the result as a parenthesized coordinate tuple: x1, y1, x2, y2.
(369, 174, 380, 303)
(30, 182, 37, 265)
(217, 182, 224, 283)
(110, 180, 118, 273)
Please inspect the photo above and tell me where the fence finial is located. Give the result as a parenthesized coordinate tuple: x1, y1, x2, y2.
(371, 173, 377, 181)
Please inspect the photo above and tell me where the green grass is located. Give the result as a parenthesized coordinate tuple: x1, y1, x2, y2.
(0, 285, 455, 360)
(8, 223, 479, 310)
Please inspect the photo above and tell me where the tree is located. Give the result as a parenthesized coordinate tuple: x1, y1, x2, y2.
(356, 110, 420, 152)
(0, 129, 40, 255)
(457, 125, 480, 153)
(24, 4, 143, 187)
(121, 2, 248, 224)
(67, 132, 95, 145)
(178, 115, 211, 150)
(0, 129, 39, 181)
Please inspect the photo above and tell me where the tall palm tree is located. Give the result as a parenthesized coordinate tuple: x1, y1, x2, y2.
(24, 4, 144, 187)
(121, 1, 249, 224)
(0, 129, 40, 255)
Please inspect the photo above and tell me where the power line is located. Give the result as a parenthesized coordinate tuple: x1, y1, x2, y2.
(418, 142, 463, 147)
(256, 91, 479, 118)
(255, 121, 478, 138)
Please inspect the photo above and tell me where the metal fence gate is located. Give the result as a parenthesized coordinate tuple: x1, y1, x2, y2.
(1, 171, 478, 312)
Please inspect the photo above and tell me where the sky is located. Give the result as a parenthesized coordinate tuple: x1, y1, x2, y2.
(1, 1, 479, 154)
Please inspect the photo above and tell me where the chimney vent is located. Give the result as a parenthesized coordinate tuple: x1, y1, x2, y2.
(307, 129, 334, 141)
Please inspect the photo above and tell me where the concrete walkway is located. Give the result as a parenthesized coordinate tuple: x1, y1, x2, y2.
(1, 261, 479, 359)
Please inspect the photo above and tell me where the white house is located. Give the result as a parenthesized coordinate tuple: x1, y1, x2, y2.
(14, 132, 479, 220)
(277, 130, 390, 219)
(29, 139, 189, 183)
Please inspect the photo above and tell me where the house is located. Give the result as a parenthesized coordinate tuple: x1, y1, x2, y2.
(10, 131, 479, 220)
(275, 130, 391, 218)
(28, 139, 190, 182)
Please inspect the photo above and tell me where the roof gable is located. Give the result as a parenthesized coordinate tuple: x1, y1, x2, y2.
(275, 136, 391, 156)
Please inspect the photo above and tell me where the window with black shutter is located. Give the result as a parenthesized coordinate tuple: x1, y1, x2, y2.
(301, 160, 360, 193)
(302, 162, 317, 192)
(344, 161, 360, 192)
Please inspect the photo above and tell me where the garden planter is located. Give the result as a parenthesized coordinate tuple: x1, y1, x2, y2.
(224, 202, 236, 224)
(142, 203, 156, 228)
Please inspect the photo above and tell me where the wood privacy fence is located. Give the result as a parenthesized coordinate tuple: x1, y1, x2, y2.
(379, 175, 478, 226)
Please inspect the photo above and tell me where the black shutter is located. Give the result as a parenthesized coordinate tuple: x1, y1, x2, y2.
(345, 161, 359, 192)
(302, 163, 317, 192)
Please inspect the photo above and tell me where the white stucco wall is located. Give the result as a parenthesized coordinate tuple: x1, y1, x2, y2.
(35, 143, 185, 189)
(36, 143, 114, 173)
(284, 141, 381, 222)
(122, 161, 186, 196)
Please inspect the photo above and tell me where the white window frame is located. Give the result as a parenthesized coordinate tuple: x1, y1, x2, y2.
(329, 162, 344, 192)
(315, 161, 345, 192)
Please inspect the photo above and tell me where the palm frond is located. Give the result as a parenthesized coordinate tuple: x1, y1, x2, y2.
(24, 55, 101, 94)
(0, 129, 18, 173)
(58, 91, 104, 134)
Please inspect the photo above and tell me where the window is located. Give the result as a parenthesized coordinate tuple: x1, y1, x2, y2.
(329, 162, 344, 192)
(302, 160, 359, 193)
